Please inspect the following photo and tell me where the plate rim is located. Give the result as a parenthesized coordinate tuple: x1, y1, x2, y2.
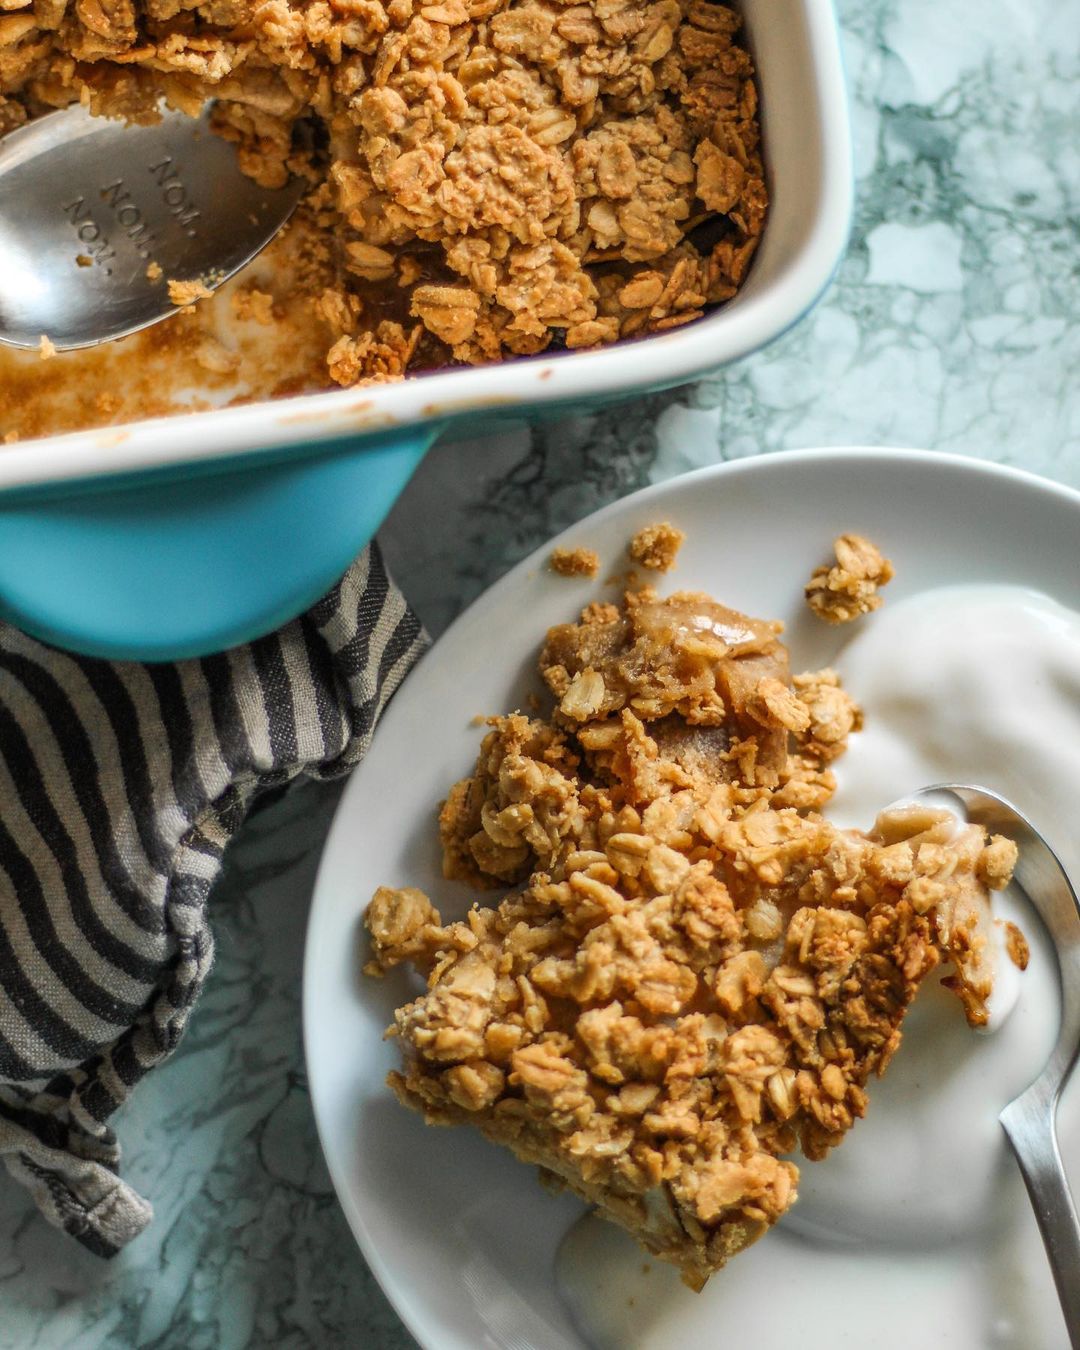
(302, 445, 1080, 1350)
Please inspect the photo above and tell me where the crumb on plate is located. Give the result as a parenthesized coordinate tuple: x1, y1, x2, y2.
(550, 546, 601, 579)
(1005, 921, 1030, 971)
(38, 335, 56, 361)
(629, 522, 685, 572)
(805, 534, 895, 624)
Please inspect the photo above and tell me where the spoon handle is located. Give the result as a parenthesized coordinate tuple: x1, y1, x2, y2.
(1001, 1092, 1080, 1348)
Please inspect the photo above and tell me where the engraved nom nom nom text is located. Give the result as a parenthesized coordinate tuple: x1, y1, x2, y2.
(148, 156, 200, 236)
(100, 180, 157, 257)
(59, 196, 117, 271)
(59, 154, 201, 273)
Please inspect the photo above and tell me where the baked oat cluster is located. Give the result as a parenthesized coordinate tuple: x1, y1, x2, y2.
(805, 533, 895, 625)
(629, 518, 685, 571)
(365, 577, 1019, 1288)
(0, 0, 766, 385)
(549, 544, 601, 578)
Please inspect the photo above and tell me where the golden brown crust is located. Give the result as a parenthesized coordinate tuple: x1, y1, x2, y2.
(367, 585, 1015, 1289)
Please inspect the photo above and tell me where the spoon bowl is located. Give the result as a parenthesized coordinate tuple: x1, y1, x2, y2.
(0, 102, 307, 351)
(909, 783, 1080, 1348)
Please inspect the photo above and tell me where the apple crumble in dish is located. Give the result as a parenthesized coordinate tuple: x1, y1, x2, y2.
(364, 569, 1020, 1289)
(0, 0, 766, 424)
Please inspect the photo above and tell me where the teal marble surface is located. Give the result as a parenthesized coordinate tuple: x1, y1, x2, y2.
(2, 0, 1078, 1345)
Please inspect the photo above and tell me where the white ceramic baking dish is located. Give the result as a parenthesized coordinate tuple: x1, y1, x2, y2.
(0, 0, 851, 661)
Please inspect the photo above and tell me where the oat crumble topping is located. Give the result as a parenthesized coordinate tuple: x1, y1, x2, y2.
(805, 534, 895, 625)
(550, 546, 601, 579)
(364, 579, 1017, 1289)
(629, 520, 685, 572)
(0, 0, 766, 409)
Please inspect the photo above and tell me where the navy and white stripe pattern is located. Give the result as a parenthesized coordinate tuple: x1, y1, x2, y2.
(0, 543, 425, 1254)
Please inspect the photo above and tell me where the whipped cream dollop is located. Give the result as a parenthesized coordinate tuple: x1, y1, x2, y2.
(558, 585, 1079, 1350)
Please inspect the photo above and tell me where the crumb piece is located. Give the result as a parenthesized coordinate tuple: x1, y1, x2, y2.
(75, 254, 93, 268)
(167, 279, 214, 308)
(326, 324, 420, 387)
(231, 287, 276, 326)
(805, 534, 895, 624)
(38, 335, 56, 361)
(629, 522, 685, 573)
(978, 835, 1019, 890)
(1005, 921, 1030, 971)
(3, 431, 17, 444)
(550, 546, 600, 579)
(363, 886, 442, 977)
(146, 261, 162, 282)
(469, 714, 486, 727)
(790, 668, 862, 768)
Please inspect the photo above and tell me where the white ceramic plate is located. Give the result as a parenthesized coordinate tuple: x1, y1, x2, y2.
(303, 448, 1080, 1350)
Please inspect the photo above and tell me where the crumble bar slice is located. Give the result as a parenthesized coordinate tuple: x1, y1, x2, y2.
(365, 589, 1015, 1290)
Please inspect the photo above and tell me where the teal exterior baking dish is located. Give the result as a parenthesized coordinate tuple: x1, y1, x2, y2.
(0, 0, 851, 661)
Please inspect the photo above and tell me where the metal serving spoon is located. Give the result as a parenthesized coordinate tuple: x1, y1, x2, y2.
(0, 102, 307, 351)
(914, 783, 1080, 1347)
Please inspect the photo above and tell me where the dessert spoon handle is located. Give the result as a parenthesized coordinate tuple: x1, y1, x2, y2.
(1001, 1091, 1080, 1348)
(939, 783, 1080, 1347)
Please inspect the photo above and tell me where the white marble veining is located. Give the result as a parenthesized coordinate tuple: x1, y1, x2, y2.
(2, 1, 1078, 1345)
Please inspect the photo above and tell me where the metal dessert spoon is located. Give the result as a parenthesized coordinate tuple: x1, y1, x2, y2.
(0, 102, 307, 351)
(912, 783, 1080, 1348)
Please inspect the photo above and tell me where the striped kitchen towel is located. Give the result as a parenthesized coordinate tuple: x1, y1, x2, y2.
(0, 542, 425, 1255)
